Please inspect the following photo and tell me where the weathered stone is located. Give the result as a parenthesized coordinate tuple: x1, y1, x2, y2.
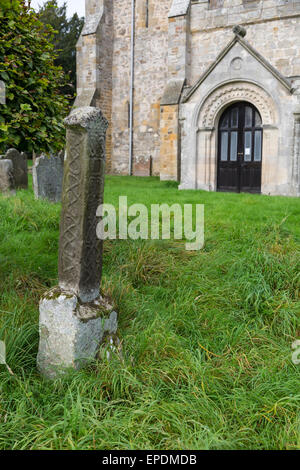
(168, 0, 190, 18)
(32, 154, 64, 203)
(37, 106, 113, 379)
(161, 79, 185, 106)
(0, 160, 16, 195)
(37, 289, 118, 379)
(5, 148, 28, 189)
(58, 106, 108, 303)
(133, 155, 152, 176)
(233, 25, 247, 38)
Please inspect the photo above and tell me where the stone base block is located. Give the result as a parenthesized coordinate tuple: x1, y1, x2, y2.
(37, 288, 118, 379)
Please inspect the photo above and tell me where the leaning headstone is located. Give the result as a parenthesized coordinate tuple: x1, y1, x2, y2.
(37, 107, 118, 379)
(5, 148, 28, 189)
(32, 153, 64, 203)
(0, 160, 16, 195)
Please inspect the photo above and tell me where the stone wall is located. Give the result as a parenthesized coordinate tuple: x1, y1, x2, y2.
(189, 0, 300, 84)
(160, 104, 180, 181)
(76, 0, 113, 171)
(111, 0, 173, 176)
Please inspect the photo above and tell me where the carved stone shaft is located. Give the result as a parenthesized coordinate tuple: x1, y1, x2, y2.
(58, 106, 108, 303)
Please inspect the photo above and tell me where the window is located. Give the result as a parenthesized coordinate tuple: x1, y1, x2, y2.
(254, 131, 262, 162)
(244, 131, 252, 161)
(245, 106, 253, 128)
(221, 132, 228, 161)
(230, 132, 238, 161)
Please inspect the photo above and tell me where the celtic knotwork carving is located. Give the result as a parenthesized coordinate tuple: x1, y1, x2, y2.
(58, 107, 108, 303)
(60, 129, 83, 279)
(199, 83, 275, 128)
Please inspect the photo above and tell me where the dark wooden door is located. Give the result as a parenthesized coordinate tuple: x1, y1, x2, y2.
(217, 102, 263, 193)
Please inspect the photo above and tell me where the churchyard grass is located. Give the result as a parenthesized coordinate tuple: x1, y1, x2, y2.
(0, 174, 300, 450)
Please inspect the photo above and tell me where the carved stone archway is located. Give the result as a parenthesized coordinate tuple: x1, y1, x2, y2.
(192, 81, 279, 192)
(197, 82, 276, 128)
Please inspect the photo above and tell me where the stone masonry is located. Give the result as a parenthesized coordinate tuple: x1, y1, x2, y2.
(77, 0, 300, 196)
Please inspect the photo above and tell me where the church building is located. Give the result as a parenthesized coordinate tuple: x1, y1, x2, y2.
(75, 0, 300, 196)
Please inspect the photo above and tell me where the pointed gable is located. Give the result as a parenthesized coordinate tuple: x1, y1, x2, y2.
(183, 33, 292, 103)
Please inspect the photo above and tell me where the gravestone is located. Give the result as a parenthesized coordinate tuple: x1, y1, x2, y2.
(5, 148, 28, 189)
(0, 160, 16, 195)
(37, 106, 118, 379)
(32, 153, 64, 203)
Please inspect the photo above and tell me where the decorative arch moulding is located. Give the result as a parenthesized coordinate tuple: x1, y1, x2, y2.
(197, 82, 277, 129)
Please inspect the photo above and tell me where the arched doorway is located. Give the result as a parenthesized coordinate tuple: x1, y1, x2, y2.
(217, 102, 263, 193)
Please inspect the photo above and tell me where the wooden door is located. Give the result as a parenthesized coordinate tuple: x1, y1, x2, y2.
(217, 102, 263, 193)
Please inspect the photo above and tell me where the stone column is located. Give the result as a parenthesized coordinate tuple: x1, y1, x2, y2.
(37, 107, 118, 379)
(59, 107, 107, 302)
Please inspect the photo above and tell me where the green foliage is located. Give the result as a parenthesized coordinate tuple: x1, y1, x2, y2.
(0, 1, 69, 154)
(0, 176, 300, 449)
(38, 1, 84, 98)
(0, 0, 20, 13)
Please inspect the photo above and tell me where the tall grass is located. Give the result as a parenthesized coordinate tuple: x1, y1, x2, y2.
(0, 175, 299, 449)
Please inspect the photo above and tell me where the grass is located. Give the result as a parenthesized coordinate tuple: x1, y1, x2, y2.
(0, 174, 300, 450)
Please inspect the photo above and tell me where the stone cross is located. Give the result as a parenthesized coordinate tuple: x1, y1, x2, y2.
(58, 107, 107, 303)
(37, 106, 118, 378)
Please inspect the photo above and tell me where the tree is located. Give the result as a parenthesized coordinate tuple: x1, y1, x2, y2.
(0, 0, 69, 154)
(38, 1, 84, 97)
